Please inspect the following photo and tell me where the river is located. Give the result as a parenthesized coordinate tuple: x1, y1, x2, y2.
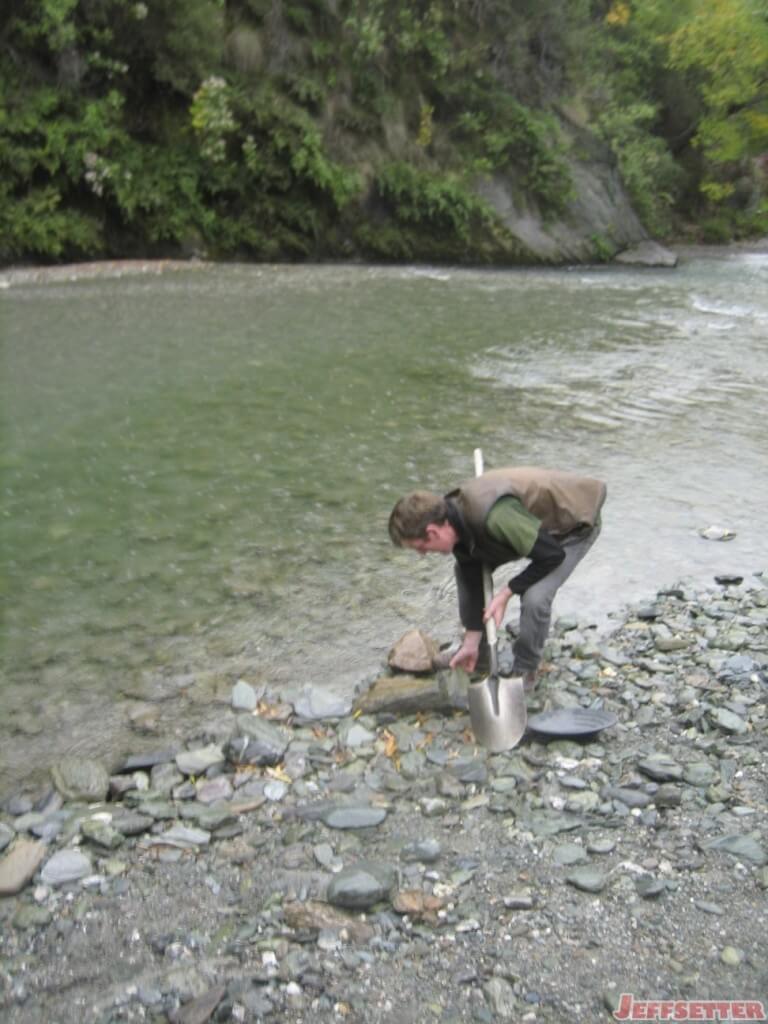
(1, 246, 767, 790)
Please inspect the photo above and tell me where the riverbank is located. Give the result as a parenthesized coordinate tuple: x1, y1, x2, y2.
(1, 578, 766, 1024)
(2, 239, 768, 288)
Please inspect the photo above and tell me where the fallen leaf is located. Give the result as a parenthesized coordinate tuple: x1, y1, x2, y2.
(382, 730, 399, 759)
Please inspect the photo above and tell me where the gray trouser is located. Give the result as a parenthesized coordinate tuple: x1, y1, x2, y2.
(511, 522, 602, 674)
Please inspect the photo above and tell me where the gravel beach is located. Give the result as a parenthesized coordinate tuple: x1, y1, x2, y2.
(1, 577, 766, 1024)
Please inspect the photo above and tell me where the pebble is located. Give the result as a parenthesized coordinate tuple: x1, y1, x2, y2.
(231, 679, 258, 711)
(50, 757, 110, 802)
(720, 945, 745, 966)
(0, 839, 46, 895)
(401, 838, 442, 863)
(39, 849, 92, 887)
(326, 861, 397, 909)
(175, 745, 226, 776)
(1, 579, 766, 1022)
(701, 834, 766, 866)
(321, 806, 388, 830)
(552, 842, 588, 866)
(565, 866, 607, 893)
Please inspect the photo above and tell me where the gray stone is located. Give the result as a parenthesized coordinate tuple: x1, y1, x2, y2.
(263, 779, 288, 802)
(231, 679, 258, 711)
(293, 685, 352, 721)
(195, 775, 233, 804)
(228, 716, 289, 766)
(635, 876, 667, 898)
(655, 784, 682, 807)
(719, 654, 760, 680)
(80, 818, 124, 849)
(313, 843, 343, 871)
(448, 758, 488, 784)
(150, 761, 185, 795)
(654, 636, 690, 652)
(40, 848, 92, 886)
(150, 824, 211, 848)
(321, 806, 387, 830)
(400, 838, 442, 863)
(637, 753, 683, 782)
(503, 890, 536, 910)
(0, 822, 15, 852)
(552, 842, 588, 866)
(565, 790, 602, 813)
(398, 751, 426, 780)
(710, 708, 747, 734)
(110, 810, 154, 836)
(701, 834, 766, 866)
(527, 813, 582, 837)
(326, 860, 397, 909)
(420, 797, 450, 817)
(338, 721, 377, 748)
(137, 798, 176, 820)
(604, 786, 652, 809)
(175, 744, 226, 775)
(483, 976, 518, 1019)
(565, 866, 607, 893)
(172, 985, 226, 1024)
(683, 762, 717, 787)
(13, 904, 52, 930)
(117, 749, 177, 772)
(558, 774, 588, 790)
(13, 811, 46, 833)
(180, 803, 238, 831)
(587, 838, 616, 855)
(51, 757, 110, 802)
(695, 900, 724, 915)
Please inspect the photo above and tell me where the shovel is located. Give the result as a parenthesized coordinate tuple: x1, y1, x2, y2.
(466, 449, 528, 753)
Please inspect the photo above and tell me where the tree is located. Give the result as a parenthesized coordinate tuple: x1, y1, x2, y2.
(664, 0, 768, 209)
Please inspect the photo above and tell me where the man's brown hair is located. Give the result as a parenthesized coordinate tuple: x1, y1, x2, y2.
(388, 491, 448, 546)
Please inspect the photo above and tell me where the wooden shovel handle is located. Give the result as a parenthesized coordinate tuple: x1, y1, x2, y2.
(473, 448, 498, 650)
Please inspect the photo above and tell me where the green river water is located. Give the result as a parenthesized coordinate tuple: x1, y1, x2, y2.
(1, 250, 767, 789)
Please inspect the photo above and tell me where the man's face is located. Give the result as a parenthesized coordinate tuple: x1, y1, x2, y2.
(404, 522, 457, 555)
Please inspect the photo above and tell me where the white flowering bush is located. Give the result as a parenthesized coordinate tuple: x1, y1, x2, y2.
(190, 76, 236, 164)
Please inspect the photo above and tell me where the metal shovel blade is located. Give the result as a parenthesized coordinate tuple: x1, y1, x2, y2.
(468, 673, 527, 752)
(465, 448, 528, 752)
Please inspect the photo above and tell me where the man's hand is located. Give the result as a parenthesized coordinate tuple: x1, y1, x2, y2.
(449, 630, 482, 672)
(484, 585, 513, 629)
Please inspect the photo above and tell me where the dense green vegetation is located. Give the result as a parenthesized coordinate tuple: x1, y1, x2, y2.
(1, 0, 767, 264)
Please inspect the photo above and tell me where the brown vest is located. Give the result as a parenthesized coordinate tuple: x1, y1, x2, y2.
(449, 467, 606, 547)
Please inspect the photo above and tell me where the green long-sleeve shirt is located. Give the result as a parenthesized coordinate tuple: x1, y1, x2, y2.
(485, 495, 540, 557)
(450, 495, 567, 629)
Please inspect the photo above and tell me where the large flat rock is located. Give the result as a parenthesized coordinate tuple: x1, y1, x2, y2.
(353, 673, 465, 715)
(0, 838, 46, 895)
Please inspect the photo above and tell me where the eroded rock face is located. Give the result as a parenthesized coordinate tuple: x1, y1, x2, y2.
(473, 120, 650, 264)
(387, 629, 439, 673)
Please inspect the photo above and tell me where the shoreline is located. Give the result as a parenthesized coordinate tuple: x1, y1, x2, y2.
(2, 238, 768, 288)
(1, 579, 766, 1023)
